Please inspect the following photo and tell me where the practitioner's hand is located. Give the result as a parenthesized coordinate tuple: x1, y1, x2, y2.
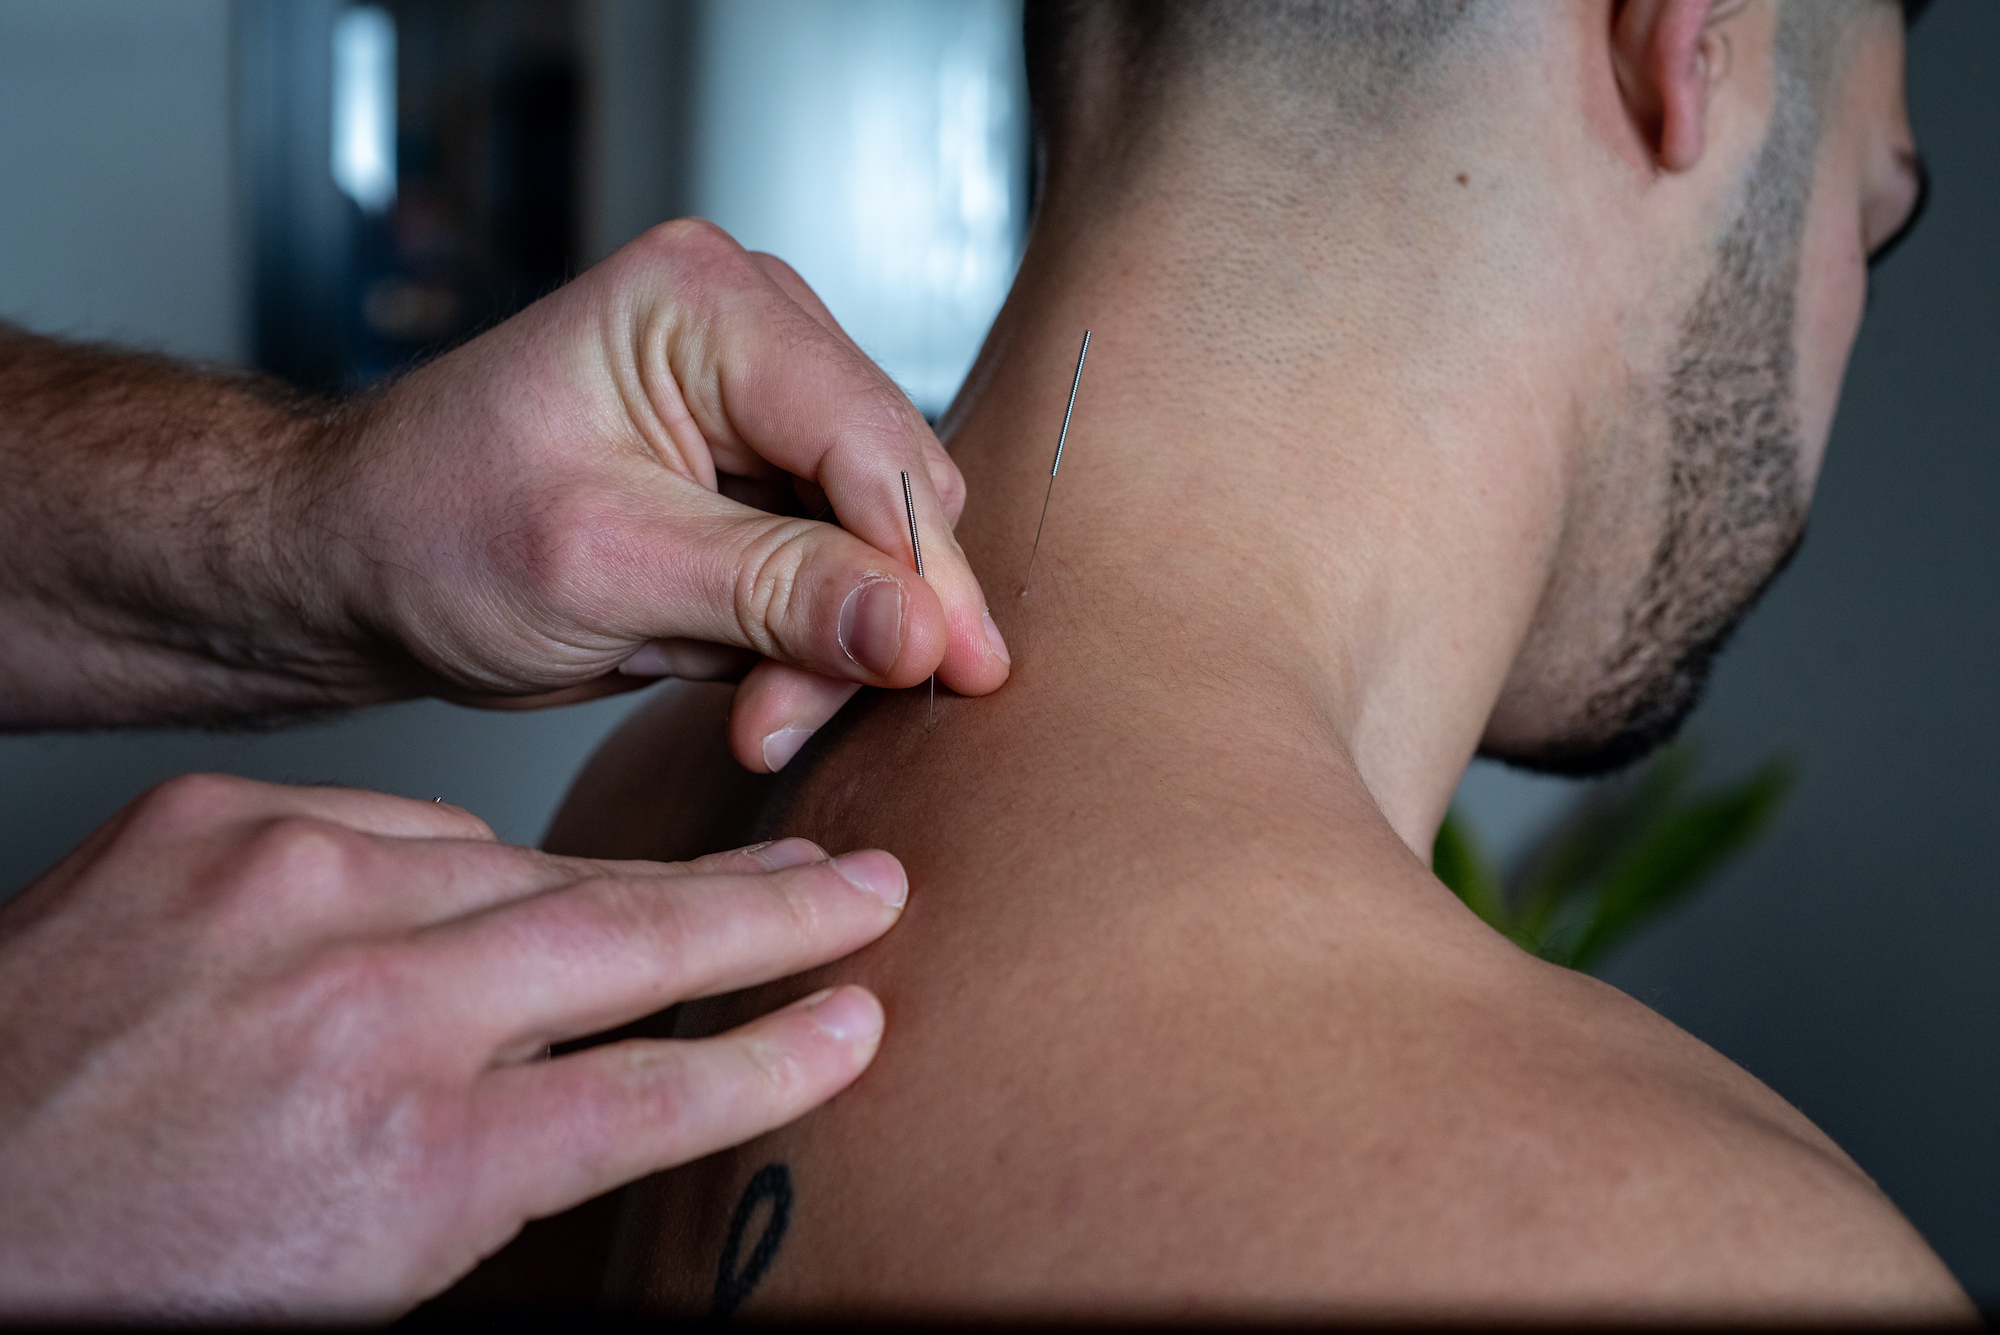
(0, 774, 903, 1319)
(309, 219, 1009, 768)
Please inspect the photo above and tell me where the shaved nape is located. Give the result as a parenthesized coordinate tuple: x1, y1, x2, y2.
(1025, 0, 1501, 186)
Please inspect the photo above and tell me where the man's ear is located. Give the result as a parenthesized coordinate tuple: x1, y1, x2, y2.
(1610, 0, 1735, 173)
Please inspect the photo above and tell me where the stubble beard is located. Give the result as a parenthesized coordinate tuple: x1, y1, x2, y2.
(1490, 78, 1818, 780)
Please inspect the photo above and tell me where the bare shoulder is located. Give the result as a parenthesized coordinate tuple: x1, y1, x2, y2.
(1398, 939, 1969, 1316)
(561, 693, 1966, 1319)
(619, 845, 1967, 1320)
(543, 681, 775, 861)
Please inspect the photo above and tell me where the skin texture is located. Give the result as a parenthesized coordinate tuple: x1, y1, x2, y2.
(547, 0, 1968, 1319)
(0, 221, 1005, 1315)
(0, 774, 906, 1319)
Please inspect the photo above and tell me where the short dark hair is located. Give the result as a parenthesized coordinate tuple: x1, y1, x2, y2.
(1025, 0, 1478, 91)
(1024, 0, 1485, 201)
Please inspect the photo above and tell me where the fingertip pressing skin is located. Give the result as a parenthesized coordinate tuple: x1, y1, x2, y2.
(823, 849, 908, 911)
(917, 544, 1011, 697)
(730, 660, 862, 774)
(423, 851, 910, 1048)
(888, 478, 1009, 696)
(727, 532, 1009, 773)
(761, 727, 816, 774)
(789, 983, 886, 1048)
(939, 602, 1012, 695)
(982, 610, 1012, 666)
(728, 601, 1009, 776)
(627, 226, 1010, 710)
(474, 984, 886, 1227)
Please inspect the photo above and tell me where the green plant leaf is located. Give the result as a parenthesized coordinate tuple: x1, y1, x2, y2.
(1511, 743, 1700, 939)
(1433, 809, 1510, 933)
(1566, 756, 1796, 974)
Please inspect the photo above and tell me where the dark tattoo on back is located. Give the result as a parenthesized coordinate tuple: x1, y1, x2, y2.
(711, 1163, 793, 1320)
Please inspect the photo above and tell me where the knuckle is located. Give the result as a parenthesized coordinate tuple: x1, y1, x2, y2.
(741, 1030, 810, 1107)
(337, 1075, 477, 1213)
(928, 456, 967, 516)
(733, 518, 828, 659)
(433, 804, 497, 842)
(221, 815, 371, 907)
(129, 771, 256, 836)
(640, 215, 731, 260)
(631, 218, 750, 295)
(632, 887, 700, 978)
(773, 869, 829, 945)
(537, 1041, 694, 1172)
(606, 1045, 702, 1152)
(488, 488, 632, 621)
(569, 876, 698, 979)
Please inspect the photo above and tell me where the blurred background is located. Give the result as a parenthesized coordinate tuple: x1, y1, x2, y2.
(0, 0, 1993, 1304)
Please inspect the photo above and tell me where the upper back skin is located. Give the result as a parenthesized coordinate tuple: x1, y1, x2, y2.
(548, 653, 1963, 1321)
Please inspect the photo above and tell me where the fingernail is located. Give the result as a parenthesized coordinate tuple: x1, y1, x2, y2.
(761, 726, 815, 772)
(983, 610, 1011, 666)
(743, 837, 824, 870)
(618, 641, 673, 677)
(829, 849, 908, 910)
(838, 578, 903, 678)
(801, 986, 884, 1045)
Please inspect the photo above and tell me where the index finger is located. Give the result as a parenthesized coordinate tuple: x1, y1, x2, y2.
(418, 850, 908, 1052)
(644, 223, 1009, 698)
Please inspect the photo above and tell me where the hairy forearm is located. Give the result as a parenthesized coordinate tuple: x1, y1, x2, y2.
(0, 326, 405, 729)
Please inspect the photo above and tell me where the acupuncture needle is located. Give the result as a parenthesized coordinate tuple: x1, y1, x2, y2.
(1021, 329, 1091, 595)
(900, 469, 934, 729)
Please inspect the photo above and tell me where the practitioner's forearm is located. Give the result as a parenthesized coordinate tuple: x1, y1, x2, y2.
(0, 326, 399, 729)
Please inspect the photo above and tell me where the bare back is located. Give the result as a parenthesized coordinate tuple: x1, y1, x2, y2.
(550, 622, 1958, 1319)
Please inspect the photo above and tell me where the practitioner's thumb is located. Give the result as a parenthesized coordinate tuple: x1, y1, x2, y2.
(637, 502, 951, 688)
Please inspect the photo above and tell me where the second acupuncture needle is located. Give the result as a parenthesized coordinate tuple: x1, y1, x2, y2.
(1021, 329, 1091, 595)
(900, 469, 934, 728)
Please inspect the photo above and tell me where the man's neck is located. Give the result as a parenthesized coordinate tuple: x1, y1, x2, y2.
(938, 180, 1593, 855)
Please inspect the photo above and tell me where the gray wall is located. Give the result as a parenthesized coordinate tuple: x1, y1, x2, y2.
(0, 0, 242, 361)
(681, 0, 1025, 415)
(0, 0, 1994, 1304)
(0, 0, 648, 859)
(579, 0, 697, 265)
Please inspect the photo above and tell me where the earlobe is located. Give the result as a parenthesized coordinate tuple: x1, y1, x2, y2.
(1609, 0, 1721, 173)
